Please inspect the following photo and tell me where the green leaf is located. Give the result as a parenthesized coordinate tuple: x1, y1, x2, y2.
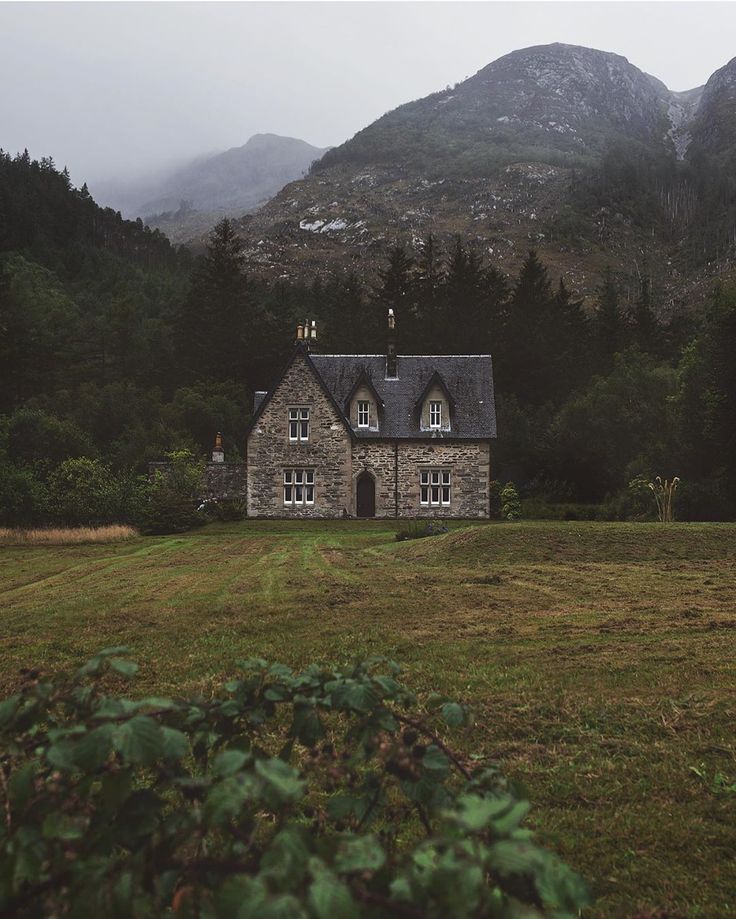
(453, 794, 510, 832)
(308, 863, 359, 919)
(491, 800, 531, 836)
(291, 703, 324, 747)
(261, 826, 311, 889)
(255, 757, 304, 805)
(441, 702, 465, 727)
(422, 744, 450, 774)
(0, 694, 20, 729)
(334, 834, 386, 874)
(109, 658, 139, 678)
(113, 716, 163, 765)
(46, 739, 77, 770)
(204, 775, 250, 824)
(161, 726, 189, 761)
(8, 761, 36, 809)
(42, 812, 85, 840)
(75, 723, 114, 771)
(213, 749, 250, 777)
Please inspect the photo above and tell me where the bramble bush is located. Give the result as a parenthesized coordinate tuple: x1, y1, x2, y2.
(137, 450, 206, 535)
(0, 651, 590, 918)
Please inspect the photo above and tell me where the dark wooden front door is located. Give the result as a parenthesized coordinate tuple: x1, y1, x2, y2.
(356, 472, 375, 518)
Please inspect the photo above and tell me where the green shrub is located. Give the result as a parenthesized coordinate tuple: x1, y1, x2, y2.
(136, 450, 205, 535)
(45, 457, 138, 527)
(500, 482, 522, 521)
(0, 650, 590, 917)
(395, 520, 449, 541)
(201, 496, 248, 522)
(0, 462, 44, 527)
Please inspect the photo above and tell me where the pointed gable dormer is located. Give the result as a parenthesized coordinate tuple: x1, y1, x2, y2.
(416, 370, 455, 434)
(344, 369, 384, 432)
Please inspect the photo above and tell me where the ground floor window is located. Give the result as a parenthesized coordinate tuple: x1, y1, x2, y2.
(420, 469, 451, 506)
(283, 469, 315, 506)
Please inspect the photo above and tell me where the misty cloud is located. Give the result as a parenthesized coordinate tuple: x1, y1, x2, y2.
(2, 1, 735, 190)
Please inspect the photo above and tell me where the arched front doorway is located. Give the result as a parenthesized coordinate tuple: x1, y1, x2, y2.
(356, 471, 376, 518)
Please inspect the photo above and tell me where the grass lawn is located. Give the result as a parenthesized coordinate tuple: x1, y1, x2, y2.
(1, 519, 735, 917)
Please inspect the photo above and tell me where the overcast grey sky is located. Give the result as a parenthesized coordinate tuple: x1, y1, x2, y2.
(2, 1, 735, 186)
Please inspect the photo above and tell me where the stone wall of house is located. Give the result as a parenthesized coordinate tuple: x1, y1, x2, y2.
(396, 441, 491, 518)
(351, 440, 397, 516)
(348, 440, 491, 518)
(247, 350, 353, 517)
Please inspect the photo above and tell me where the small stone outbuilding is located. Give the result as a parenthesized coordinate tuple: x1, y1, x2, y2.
(245, 315, 497, 518)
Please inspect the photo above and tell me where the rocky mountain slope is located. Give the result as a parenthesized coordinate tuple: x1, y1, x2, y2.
(228, 44, 736, 313)
(92, 134, 328, 243)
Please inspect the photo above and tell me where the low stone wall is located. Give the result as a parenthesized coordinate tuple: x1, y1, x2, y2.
(148, 462, 247, 502)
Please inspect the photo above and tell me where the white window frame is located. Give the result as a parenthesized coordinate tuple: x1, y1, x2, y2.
(420, 469, 451, 507)
(429, 400, 442, 429)
(288, 407, 310, 442)
(357, 400, 370, 428)
(283, 469, 315, 506)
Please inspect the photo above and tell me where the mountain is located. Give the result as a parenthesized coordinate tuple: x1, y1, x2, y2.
(91, 134, 329, 243)
(228, 44, 736, 313)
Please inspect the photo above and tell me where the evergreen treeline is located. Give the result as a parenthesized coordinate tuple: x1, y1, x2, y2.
(1, 152, 736, 524)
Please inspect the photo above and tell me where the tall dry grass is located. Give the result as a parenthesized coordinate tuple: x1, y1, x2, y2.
(0, 525, 139, 546)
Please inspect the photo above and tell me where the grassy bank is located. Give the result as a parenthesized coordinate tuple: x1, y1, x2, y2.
(1, 520, 734, 917)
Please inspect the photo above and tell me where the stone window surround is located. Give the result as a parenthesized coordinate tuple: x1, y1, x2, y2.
(357, 400, 370, 428)
(429, 400, 442, 429)
(288, 406, 310, 442)
(420, 468, 451, 506)
(283, 468, 315, 505)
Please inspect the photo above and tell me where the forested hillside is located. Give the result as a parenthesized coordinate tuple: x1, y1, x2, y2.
(1, 151, 735, 525)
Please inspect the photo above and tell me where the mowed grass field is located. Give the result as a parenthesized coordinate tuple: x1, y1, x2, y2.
(1, 520, 735, 917)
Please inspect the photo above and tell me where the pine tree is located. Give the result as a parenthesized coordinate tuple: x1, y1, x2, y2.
(373, 243, 416, 350)
(595, 268, 622, 367)
(633, 276, 657, 353)
(502, 250, 557, 404)
(175, 219, 253, 382)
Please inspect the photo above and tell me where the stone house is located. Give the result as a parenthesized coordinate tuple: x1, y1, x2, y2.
(245, 314, 497, 518)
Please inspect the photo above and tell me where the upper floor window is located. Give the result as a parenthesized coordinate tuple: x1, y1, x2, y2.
(284, 469, 314, 505)
(420, 469, 451, 506)
(357, 400, 370, 428)
(289, 407, 310, 442)
(429, 400, 442, 429)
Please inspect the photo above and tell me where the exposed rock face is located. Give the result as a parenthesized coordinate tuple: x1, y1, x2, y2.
(319, 43, 677, 170)
(212, 44, 735, 312)
(690, 57, 736, 159)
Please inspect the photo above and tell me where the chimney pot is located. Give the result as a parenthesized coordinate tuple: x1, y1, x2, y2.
(386, 307, 397, 378)
(212, 431, 225, 463)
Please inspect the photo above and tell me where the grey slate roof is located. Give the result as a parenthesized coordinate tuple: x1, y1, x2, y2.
(309, 354, 496, 439)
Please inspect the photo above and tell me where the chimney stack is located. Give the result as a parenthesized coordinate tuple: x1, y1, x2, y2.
(386, 307, 397, 379)
(212, 432, 225, 463)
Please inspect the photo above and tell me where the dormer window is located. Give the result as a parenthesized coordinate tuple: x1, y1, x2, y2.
(429, 401, 442, 429)
(357, 400, 370, 428)
(289, 407, 309, 442)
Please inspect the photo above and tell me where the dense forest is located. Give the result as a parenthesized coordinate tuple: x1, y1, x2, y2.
(1, 151, 735, 524)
